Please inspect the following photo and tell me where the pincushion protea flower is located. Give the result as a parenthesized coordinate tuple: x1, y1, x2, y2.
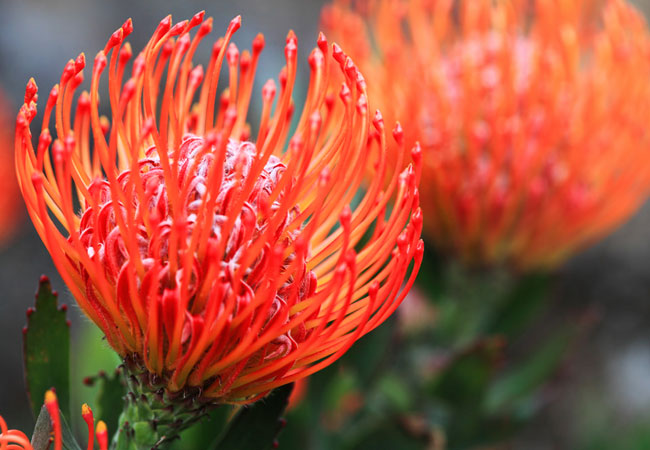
(0, 390, 108, 450)
(0, 89, 22, 246)
(322, 0, 650, 269)
(15, 11, 422, 446)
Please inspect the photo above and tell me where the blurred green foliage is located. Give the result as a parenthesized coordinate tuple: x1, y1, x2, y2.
(277, 245, 576, 450)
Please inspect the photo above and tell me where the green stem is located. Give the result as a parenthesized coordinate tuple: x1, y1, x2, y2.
(110, 355, 220, 450)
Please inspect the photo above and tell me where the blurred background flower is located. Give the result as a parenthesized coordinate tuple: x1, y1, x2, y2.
(0, 88, 23, 245)
(322, 0, 650, 270)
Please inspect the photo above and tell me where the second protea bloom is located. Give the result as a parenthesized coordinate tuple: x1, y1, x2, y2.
(323, 0, 650, 269)
(15, 12, 422, 445)
(0, 89, 22, 245)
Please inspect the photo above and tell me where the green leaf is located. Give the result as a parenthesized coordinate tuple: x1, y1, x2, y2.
(487, 272, 550, 339)
(211, 383, 294, 450)
(342, 416, 435, 450)
(485, 331, 570, 413)
(170, 407, 231, 450)
(31, 405, 83, 450)
(24, 276, 71, 419)
(429, 337, 505, 407)
(95, 369, 126, 436)
(377, 374, 412, 413)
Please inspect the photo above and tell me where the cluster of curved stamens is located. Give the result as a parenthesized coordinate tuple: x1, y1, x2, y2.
(322, 0, 650, 268)
(15, 12, 422, 402)
(0, 390, 108, 450)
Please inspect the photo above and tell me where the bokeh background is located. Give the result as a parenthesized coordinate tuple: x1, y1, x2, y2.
(1, 0, 650, 448)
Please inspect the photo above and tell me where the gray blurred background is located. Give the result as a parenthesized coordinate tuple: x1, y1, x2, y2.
(1, 0, 650, 448)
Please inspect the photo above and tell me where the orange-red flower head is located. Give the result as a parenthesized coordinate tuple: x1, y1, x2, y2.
(15, 13, 422, 403)
(0, 89, 22, 246)
(322, 0, 650, 269)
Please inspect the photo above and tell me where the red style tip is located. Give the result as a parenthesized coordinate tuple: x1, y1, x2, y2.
(252, 33, 265, 54)
(141, 118, 155, 137)
(32, 172, 43, 192)
(240, 50, 251, 72)
(339, 82, 351, 104)
(373, 110, 384, 131)
(71, 73, 84, 90)
(159, 15, 172, 34)
(122, 18, 134, 37)
(161, 41, 174, 58)
(229, 16, 242, 33)
(317, 32, 328, 54)
(325, 93, 334, 110)
(309, 48, 324, 70)
(189, 11, 205, 29)
(25, 78, 38, 104)
(44, 389, 58, 406)
(198, 17, 213, 37)
(15, 113, 27, 130)
(412, 208, 423, 227)
(319, 167, 331, 185)
(94, 52, 107, 74)
(170, 20, 188, 37)
(411, 142, 422, 164)
(392, 122, 404, 145)
(47, 85, 59, 109)
(262, 79, 276, 101)
(356, 95, 368, 115)
(340, 205, 352, 226)
(189, 65, 204, 86)
(26, 307, 35, 318)
(81, 403, 93, 420)
(310, 111, 322, 130)
(344, 57, 356, 76)
(227, 43, 239, 65)
(96, 421, 108, 450)
(332, 43, 345, 65)
(61, 60, 76, 84)
(105, 28, 124, 52)
(119, 43, 132, 63)
(285, 37, 298, 60)
(212, 38, 224, 57)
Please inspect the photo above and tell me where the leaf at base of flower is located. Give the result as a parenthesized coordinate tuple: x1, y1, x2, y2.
(23, 276, 70, 419)
(211, 383, 294, 450)
(95, 368, 126, 436)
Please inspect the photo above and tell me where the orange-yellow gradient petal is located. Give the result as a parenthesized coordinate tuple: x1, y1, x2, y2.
(322, 0, 650, 269)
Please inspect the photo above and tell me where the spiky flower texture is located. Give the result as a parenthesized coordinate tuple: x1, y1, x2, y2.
(16, 10, 421, 424)
(323, 0, 650, 269)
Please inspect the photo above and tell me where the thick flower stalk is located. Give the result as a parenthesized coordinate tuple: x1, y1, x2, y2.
(322, 0, 650, 269)
(15, 12, 422, 446)
(0, 390, 108, 450)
